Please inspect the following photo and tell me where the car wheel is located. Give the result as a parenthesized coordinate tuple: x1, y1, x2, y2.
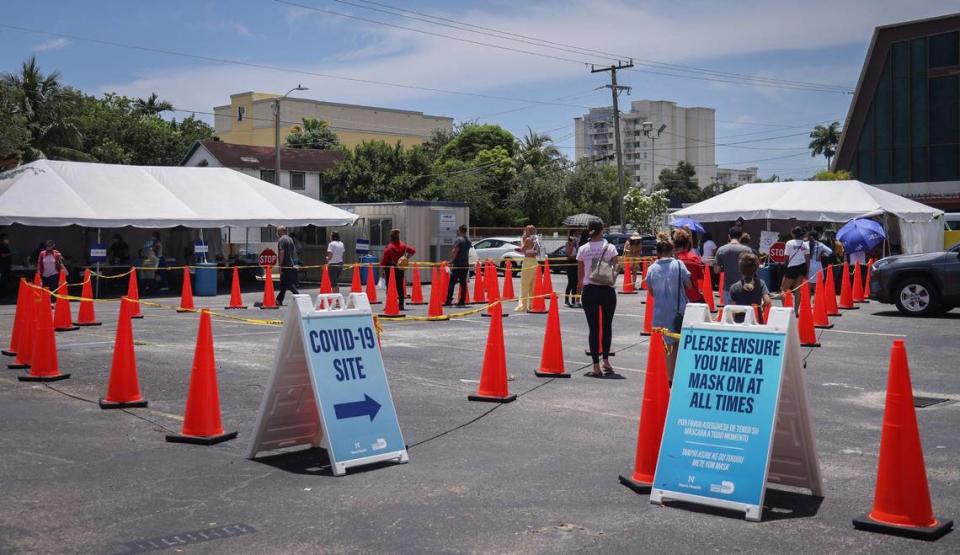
(894, 277, 941, 317)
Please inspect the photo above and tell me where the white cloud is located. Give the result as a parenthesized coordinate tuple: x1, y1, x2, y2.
(100, 0, 958, 124)
(32, 38, 69, 52)
(231, 21, 251, 36)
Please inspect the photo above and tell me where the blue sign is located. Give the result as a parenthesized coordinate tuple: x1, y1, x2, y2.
(653, 328, 786, 509)
(90, 243, 107, 263)
(300, 313, 405, 466)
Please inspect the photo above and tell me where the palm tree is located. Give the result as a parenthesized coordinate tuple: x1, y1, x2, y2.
(133, 93, 173, 115)
(517, 127, 561, 169)
(808, 121, 841, 168)
(2, 56, 87, 161)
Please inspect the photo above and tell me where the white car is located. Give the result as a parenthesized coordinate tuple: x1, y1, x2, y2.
(472, 236, 521, 268)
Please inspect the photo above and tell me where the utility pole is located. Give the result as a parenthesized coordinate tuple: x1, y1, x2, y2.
(274, 85, 309, 186)
(591, 60, 633, 233)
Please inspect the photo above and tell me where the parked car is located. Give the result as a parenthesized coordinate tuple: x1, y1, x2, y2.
(471, 236, 520, 269)
(499, 238, 564, 275)
(869, 242, 960, 316)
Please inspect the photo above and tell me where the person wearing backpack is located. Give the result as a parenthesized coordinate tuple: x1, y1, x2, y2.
(577, 219, 619, 377)
(36, 240, 65, 293)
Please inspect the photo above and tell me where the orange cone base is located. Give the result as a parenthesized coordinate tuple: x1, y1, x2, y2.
(380, 314, 406, 319)
(99, 398, 148, 409)
(18, 373, 70, 382)
(618, 474, 653, 494)
(131, 314, 144, 319)
(2, 350, 15, 356)
(75, 321, 103, 326)
(225, 305, 247, 310)
(535, 370, 570, 378)
(814, 322, 834, 329)
(467, 393, 517, 403)
(527, 308, 548, 314)
(176, 308, 194, 313)
(481, 312, 509, 318)
(855, 300, 870, 304)
(841, 305, 860, 310)
(55, 325, 80, 332)
(259, 306, 280, 310)
(853, 514, 952, 541)
(802, 341, 821, 348)
(166, 430, 238, 446)
(8, 362, 30, 369)
(409, 301, 427, 306)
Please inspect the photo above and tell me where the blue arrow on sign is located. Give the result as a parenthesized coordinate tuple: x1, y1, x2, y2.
(334, 394, 381, 422)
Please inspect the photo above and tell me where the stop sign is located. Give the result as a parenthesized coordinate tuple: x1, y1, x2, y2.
(258, 248, 278, 267)
(768, 242, 786, 263)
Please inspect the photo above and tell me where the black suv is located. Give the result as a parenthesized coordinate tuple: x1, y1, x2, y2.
(869, 242, 960, 316)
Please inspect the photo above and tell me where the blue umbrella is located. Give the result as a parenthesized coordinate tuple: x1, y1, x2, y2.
(837, 218, 885, 253)
(670, 217, 705, 233)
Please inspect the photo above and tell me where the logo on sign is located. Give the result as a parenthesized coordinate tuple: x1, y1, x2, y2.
(768, 242, 786, 263)
(258, 248, 278, 267)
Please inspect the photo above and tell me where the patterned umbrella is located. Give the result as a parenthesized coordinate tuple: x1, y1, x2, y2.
(562, 213, 602, 227)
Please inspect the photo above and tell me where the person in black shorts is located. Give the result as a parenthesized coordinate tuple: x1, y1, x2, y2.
(779, 226, 810, 307)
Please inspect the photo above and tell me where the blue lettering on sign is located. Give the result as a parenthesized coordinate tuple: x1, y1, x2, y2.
(654, 328, 786, 509)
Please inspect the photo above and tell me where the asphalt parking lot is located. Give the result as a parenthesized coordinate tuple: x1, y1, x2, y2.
(1, 274, 957, 553)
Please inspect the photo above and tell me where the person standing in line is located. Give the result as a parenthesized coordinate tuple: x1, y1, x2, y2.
(445, 224, 471, 306)
(563, 232, 580, 307)
(672, 228, 704, 303)
(275, 225, 299, 306)
(806, 230, 833, 289)
(847, 247, 867, 267)
(326, 231, 345, 293)
(37, 240, 65, 293)
(646, 234, 692, 384)
(713, 227, 752, 305)
(780, 226, 810, 308)
(381, 229, 416, 311)
(107, 234, 130, 265)
(514, 225, 542, 312)
(729, 252, 771, 323)
(577, 219, 619, 377)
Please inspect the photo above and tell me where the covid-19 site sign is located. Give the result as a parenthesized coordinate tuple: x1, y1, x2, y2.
(651, 305, 823, 521)
(247, 293, 408, 476)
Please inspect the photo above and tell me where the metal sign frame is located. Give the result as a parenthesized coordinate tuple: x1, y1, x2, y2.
(247, 293, 408, 476)
(650, 304, 822, 521)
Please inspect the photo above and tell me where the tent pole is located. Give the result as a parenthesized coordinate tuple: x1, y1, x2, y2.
(95, 228, 101, 299)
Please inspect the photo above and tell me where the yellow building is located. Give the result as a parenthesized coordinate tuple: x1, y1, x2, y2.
(213, 92, 454, 149)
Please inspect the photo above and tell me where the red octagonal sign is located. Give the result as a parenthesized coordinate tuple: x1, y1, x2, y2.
(768, 242, 786, 263)
(258, 248, 278, 267)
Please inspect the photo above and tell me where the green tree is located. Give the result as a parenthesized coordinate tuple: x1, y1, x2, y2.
(624, 188, 669, 234)
(509, 166, 566, 227)
(808, 121, 841, 168)
(563, 160, 619, 225)
(655, 161, 702, 203)
(132, 92, 173, 115)
(516, 127, 562, 170)
(0, 82, 31, 167)
(811, 169, 852, 181)
(438, 123, 515, 162)
(700, 181, 738, 199)
(285, 117, 341, 150)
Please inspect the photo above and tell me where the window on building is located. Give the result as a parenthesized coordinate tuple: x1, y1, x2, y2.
(928, 31, 959, 68)
(369, 218, 394, 247)
(260, 225, 276, 242)
(260, 169, 276, 184)
(237, 106, 245, 121)
(290, 171, 305, 190)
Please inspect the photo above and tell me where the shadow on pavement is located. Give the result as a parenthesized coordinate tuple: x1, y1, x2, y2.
(251, 446, 404, 477)
(871, 310, 960, 320)
(660, 488, 823, 522)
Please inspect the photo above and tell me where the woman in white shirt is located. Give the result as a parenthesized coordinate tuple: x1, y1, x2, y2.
(326, 232, 345, 291)
(780, 226, 810, 307)
(806, 230, 833, 285)
(577, 220, 619, 377)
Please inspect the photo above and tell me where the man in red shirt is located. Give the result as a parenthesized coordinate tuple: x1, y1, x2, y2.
(380, 229, 416, 311)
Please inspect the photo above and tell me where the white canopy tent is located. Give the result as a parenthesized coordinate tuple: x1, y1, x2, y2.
(672, 180, 944, 254)
(0, 160, 358, 228)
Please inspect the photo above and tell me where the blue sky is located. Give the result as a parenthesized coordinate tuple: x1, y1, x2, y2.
(1, 0, 957, 180)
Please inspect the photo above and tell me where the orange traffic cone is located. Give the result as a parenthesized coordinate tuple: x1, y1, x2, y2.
(763, 301, 772, 324)
(717, 272, 726, 307)
(126, 268, 144, 319)
(259, 265, 279, 309)
(99, 298, 147, 408)
(621, 260, 637, 294)
(853, 340, 953, 540)
(410, 264, 426, 305)
(350, 264, 362, 293)
(641, 293, 655, 336)
(813, 272, 833, 329)
(853, 262, 868, 303)
(483, 261, 508, 318)
(472, 262, 486, 305)
(825, 265, 841, 317)
(864, 259, 874, 299)
(783, 288, 794, 308)
(640, 259, 649, 290)
(76, 269, 101, 326)
(320, 264, 333, 294)
(798, 280, 820, 347)
(177, 267, 195, 313)
(839, 262, 858, 310)
(4, 279, 28, 356)
(542, 259, 554, 295)
(53, 270, 78, 332)
(34, 272, 41, 286)
(427, 266, 448, 320)
(528, 265, 548, 314)
(701, 269, 716, 312)
(8, 281, 36, 369)
(468, 302, 516, 403)
(225, 266, 246, 309)
(535, 293, 569, 377)
(502, 260, 515, 300)
(166, 310, 237, 445)
(381, 271, 404, 319)
(619, 330, 670, 493)
(365, 264, 380, 305)
(18, 288, 70, 382)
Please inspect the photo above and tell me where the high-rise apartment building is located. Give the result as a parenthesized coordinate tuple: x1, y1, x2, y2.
(574, 100, 717, 190)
